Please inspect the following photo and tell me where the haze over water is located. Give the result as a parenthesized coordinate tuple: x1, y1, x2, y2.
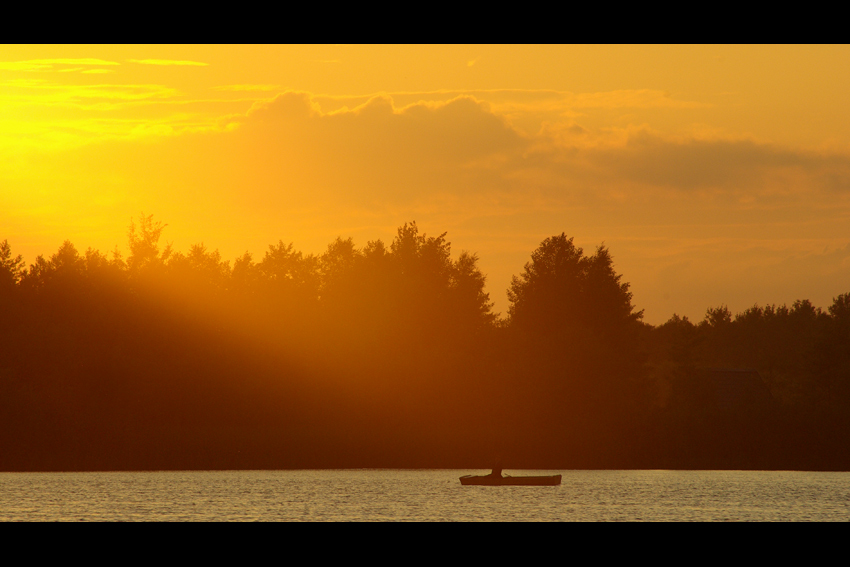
(2, 470, 848, 521)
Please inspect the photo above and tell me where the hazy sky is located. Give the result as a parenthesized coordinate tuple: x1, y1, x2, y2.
(2, 45, 849, 324)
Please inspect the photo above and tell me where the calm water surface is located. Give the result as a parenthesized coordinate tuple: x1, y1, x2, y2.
(1, 469, 848, 521)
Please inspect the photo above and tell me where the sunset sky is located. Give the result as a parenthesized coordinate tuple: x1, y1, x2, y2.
(2, 44, 849, 324)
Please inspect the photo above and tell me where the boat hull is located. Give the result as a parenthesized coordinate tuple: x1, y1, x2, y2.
(459, 474, 561, 486)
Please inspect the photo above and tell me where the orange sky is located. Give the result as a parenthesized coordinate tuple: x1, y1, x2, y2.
(2, 45, 849, 324)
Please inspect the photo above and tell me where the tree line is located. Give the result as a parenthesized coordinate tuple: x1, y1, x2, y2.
(1, 216, 848, 470)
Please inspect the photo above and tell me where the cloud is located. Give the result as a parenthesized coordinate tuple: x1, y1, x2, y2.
(127, 59, 209, 66)
(11, 87, 850, 216)
(1, 80, 179, 103)
(0, 79, 194, 154)
(310, 88, 709, 112)
(7, 88, 850, 324)
(212, 84, 282, 92)
(94, 89, 850, 225)
(0, 59, 119, 71)
(503, 123, 850, 205)
(222, 91, 526, 206)
(567, 89, 709, 110)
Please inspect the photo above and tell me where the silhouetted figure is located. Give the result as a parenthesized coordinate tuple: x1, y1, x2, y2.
(488, 460, 503, 478)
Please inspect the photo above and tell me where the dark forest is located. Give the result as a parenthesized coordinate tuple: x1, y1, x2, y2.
(1, 216, 849, 471)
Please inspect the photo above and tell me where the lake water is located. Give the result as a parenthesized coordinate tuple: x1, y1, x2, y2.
(1, 469, 848, 521)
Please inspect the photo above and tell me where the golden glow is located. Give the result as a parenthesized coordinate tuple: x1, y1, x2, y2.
(3, 45, 850, 323)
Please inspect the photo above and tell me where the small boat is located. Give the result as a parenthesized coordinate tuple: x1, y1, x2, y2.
(459, 473, 562, 486)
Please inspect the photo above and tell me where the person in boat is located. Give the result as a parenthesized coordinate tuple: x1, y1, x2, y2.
(488, 460, 503, 478)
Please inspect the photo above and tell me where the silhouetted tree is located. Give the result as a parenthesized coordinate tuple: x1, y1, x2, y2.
(817, 293, 850, 403)
(499, 234, 648, 467)
(507, 234, 643, 342)
(17, 241, 89, 301)
(167, 243, 231, 294)
(0, 240, 25, 293)
(259, 240, 320, 308)
(386, 222, 495, 336)
(450, 250, 497, 331)
(127, 214, 171, 277)
(231, 251, 261, 297)
(703, 304, 732, 328)
(7, 214, 850, 471)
